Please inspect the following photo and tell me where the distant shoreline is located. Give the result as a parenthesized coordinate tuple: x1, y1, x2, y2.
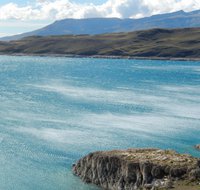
(1, 53, 200, 62)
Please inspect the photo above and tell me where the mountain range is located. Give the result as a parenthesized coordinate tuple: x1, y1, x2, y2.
(1, 9, 200, 41)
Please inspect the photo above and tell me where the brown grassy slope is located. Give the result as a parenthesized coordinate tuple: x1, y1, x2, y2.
(0, 28, 200, 58)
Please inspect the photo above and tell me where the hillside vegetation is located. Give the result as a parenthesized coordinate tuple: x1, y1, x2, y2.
(0, 28, 200, 59)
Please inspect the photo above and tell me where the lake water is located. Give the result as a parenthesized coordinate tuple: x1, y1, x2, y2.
(0, 55, 200, 190)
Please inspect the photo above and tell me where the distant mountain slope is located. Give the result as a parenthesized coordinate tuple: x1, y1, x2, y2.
(1, 10, 200, 41)
(0, 28, 200, 59)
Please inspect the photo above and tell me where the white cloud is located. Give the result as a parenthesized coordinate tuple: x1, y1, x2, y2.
(0, 0, 200, 21)
(142, 0, 200, 15)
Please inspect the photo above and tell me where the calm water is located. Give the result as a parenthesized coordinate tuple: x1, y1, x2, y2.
(0, 55, 200, 190)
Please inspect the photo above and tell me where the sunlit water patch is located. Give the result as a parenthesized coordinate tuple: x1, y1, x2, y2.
(0, 55, 200, 190)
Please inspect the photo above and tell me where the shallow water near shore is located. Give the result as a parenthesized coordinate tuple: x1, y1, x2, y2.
(0, 55, 200, 190)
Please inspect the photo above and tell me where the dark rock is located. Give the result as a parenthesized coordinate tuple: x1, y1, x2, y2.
(151, 165, 165, 179)
(189, 169, 200, 180)
(170, 167, 187, 178)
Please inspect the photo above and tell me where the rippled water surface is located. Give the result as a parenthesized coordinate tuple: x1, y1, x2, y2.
(0, 56, 200, 190)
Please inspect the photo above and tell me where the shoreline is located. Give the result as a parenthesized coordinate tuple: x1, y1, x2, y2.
(0, 53, 200, 61)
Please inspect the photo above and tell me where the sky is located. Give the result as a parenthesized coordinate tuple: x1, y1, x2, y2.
(0, 0, 200, 37)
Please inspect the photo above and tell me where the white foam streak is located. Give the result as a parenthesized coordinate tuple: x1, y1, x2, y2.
(30, 82, 200, 119)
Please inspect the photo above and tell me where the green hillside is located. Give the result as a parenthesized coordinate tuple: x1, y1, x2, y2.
(0, 28, 200, 59)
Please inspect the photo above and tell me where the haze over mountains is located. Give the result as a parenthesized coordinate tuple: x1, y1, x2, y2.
(1, 9, 200, 41)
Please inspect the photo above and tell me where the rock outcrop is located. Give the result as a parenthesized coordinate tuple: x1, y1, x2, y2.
(73, 148, 200, 190)
(195, 145, 200, 150)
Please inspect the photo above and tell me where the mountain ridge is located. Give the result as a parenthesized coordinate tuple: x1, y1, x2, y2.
(1, 9, 200, 41)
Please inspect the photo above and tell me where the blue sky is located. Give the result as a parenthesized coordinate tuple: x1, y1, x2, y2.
(0, 0, 200, 37)
(0, 0, 106, 6)
(0, 0, 25, 5)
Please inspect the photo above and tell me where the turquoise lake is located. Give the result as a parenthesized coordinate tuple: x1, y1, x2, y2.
(0, 55, 200, 190)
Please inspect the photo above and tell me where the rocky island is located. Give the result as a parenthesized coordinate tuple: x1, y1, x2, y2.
(73, 148, 200, 190)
